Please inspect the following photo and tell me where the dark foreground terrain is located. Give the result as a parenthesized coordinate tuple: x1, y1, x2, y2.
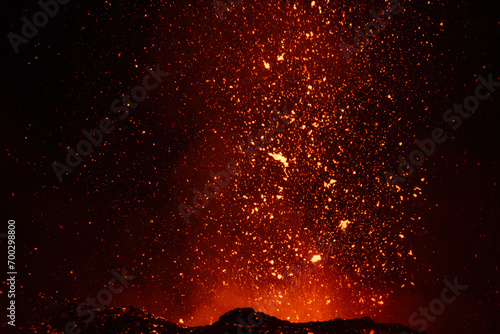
(20, 295, 422, 334)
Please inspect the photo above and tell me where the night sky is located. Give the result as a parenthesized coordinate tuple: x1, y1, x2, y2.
(2, 0, 499, 333)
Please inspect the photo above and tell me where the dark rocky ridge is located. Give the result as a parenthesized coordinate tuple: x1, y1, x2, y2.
(21, 296, 423, 334)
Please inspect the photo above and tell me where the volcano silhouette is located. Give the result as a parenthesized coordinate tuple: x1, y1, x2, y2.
(23, 297, 423, 334)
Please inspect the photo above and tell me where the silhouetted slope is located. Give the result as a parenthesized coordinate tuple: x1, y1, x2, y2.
(22, 296, 423, 333)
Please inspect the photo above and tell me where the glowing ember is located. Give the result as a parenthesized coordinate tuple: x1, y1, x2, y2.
(268, 152, 289, 167)
(311, 255, 321, 263)
(338, 220, 351, 230)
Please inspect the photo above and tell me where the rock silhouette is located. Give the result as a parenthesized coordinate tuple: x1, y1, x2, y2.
(22, 296, 423, 334)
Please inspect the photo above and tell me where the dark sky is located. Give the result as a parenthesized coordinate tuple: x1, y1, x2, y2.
(1, 0, 499, 333)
